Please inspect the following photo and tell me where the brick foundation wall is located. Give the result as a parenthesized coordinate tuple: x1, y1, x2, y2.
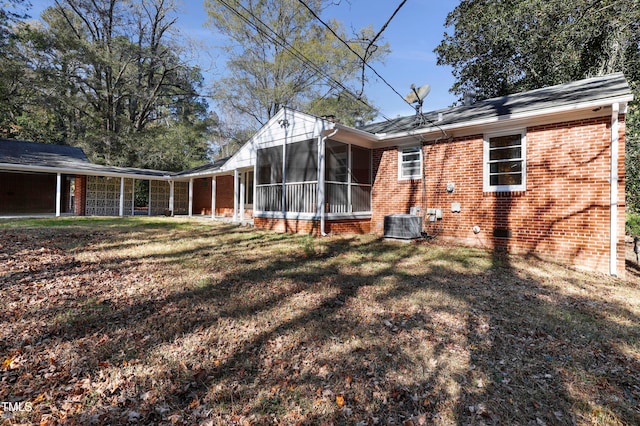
(74, 175, 86, 216)
(254, 217, 370, 236)
(371, 116, 626, 277)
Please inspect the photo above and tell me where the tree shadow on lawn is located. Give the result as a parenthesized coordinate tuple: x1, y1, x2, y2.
(1, 225, 639, 425)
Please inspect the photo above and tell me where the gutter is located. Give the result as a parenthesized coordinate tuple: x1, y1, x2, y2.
(0, 162, 173, 181)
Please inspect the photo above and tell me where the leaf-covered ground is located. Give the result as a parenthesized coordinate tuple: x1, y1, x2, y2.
(1, 217, 639, 425)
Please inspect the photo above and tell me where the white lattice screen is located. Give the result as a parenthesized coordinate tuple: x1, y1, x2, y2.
(149, 180, 170, 215)
(85, 176, 134, 216)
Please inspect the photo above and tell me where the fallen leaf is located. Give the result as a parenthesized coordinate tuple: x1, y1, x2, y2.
(336, 394, 346, 408)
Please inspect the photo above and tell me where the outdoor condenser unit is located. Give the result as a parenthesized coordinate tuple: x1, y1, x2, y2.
(383, 214, 422, 239)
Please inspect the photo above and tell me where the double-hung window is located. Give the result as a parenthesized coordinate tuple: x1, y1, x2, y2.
(484, 131, 526, 192)
(398, 146, 422, 180)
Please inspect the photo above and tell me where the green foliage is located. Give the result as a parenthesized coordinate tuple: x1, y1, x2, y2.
(626, 211, 640, 236)
(204, 0, 389, 126)
(305, 90, 378, 126)
(435, 0, 640, 100)
(1, 0, 215, 171)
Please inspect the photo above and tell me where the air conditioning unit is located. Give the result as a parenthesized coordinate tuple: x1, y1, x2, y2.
(383, 214, 422, 239)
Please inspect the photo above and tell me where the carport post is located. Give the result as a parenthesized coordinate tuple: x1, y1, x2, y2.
(188, 178, 194, 217)
(233, 169, 239, 222)
(211, 176, 216, 219)
(119, 177, 124, 217)
(55, 173, 62, 217)
(169, 181, 175, 216)
(131, 179, 136, 216)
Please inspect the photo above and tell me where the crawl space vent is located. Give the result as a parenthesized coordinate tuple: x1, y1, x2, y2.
(384, 214, 422, 239)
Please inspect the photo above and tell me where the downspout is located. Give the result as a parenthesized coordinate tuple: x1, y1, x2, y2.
(319, 128, 339, 236)
(610, 102, 620, 277)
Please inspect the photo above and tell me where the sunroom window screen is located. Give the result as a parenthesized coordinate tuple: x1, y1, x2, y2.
(257, 146, 282, 185)
(326, 140, 348, 182)
(285, 139, 317, 182)
(488, 134, 523, 186)
(351, 146, 371, 184)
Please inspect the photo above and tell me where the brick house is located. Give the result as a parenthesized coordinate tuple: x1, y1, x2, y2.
(242, 73, 634, 277)
(0, 73, 634, 277)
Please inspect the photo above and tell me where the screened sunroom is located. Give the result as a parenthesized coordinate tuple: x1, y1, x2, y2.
(255, 138, 372, 218)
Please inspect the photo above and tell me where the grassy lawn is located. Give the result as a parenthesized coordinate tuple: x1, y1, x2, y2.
(1, 217, 639, 425)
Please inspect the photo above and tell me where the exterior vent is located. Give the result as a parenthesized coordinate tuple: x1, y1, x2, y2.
(384, 214, 422, 239)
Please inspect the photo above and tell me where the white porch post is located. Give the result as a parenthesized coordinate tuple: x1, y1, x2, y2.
(119, 177, 125, 217)
(240, 172, 245, 221)
(211, 176, 217, 219)
(610, 102, 620, 276)
(317, 135, 325, 219)
(131, 179, 135, 216)
(55, 173, 62, 217)
(233, 169, 239, 222)
(169, 181, 175, 216)
(188, 178, 194, 217)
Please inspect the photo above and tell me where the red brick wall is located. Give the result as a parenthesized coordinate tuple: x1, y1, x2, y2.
(254, 218, 370, 236)
(215, 175, 234, 217)
(371, 115, 626, 277)
(74, 175, 86, 216)
(193, 177, 212, 215)
(0, 172, 56, 213)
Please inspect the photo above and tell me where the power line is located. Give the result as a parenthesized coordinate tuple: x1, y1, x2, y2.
(296, 0, 411, 106)
(214, 0, 390, 121)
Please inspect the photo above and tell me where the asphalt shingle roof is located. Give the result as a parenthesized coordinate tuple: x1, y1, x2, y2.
(0, 139, 172, 178)
(0, 139, 89, 167)
(360, 73, 632, 135)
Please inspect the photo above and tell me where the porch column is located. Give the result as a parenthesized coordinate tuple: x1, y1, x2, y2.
(317, 135, 325, 218)
(131, 179, 136, 216)
(239, 172, 245, 221)
(119, 177, 125, 217)
(233, 169, 239, 222)
(169, 181, 175, 216)
(211, 176, 217, 219)
(188, 178, 194, 217)
(55, 173, 62, 217)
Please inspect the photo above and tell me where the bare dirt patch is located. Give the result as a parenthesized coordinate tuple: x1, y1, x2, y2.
(1, 218, 639, 425)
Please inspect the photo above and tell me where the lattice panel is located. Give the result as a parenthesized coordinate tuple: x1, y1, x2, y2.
(148, 181, 189, 215)
(85, 176, 133, 216)
(149, 180, 170, 215)
(174, 182, 188, 215)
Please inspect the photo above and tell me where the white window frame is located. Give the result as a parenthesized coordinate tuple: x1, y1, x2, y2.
(398, 145, 422, 180)
(483, 129, 527, 192)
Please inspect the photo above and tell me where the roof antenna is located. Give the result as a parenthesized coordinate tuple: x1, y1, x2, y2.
(404, 83, 431, 127)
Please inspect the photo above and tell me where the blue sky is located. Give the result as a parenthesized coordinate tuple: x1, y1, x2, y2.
(27, 0, 459, 121)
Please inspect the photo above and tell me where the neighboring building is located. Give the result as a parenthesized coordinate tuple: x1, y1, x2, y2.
(0, 73, 633, 277)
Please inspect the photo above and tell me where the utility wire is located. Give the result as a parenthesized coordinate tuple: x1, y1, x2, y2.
(296, 0, 411, 106)
(215, 0, 391, 121)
